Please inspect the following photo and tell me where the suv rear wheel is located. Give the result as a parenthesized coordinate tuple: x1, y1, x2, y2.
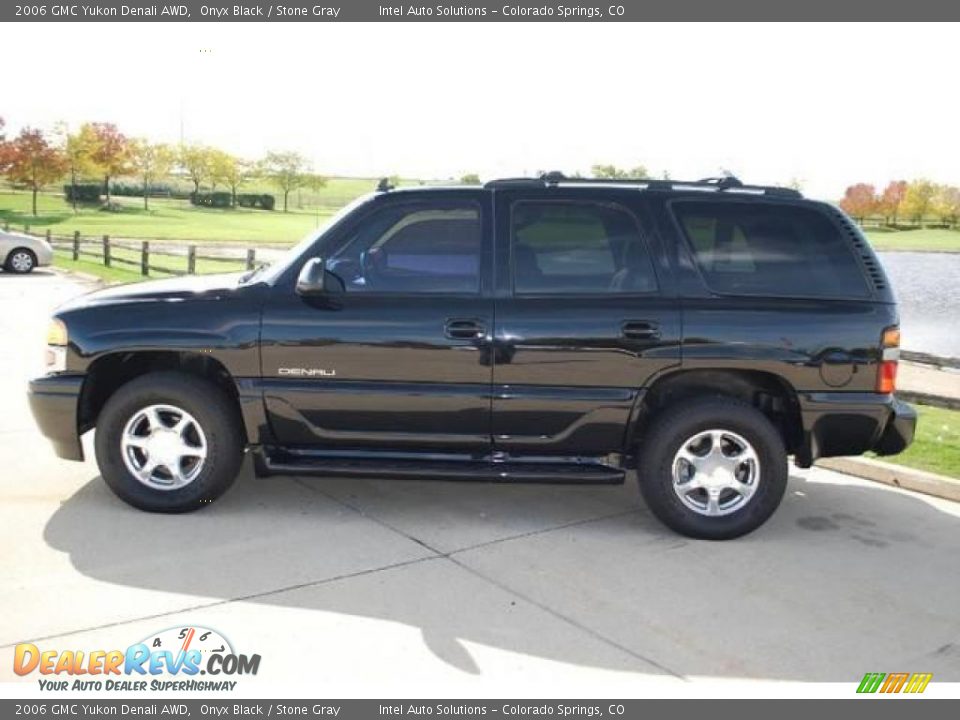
(94, 372, 244, 512)
(637, 396, 788, 540)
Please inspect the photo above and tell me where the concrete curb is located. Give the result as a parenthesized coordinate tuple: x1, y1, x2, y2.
(817, 456, 960, 503)
(51, 266, 108, 287)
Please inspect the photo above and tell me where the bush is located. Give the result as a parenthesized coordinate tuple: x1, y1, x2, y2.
(236, 193, 276, 211)
(110, 182, 177, 198)
(63, 184, 101, 204)
(190, 191, 233, 208)
(189, 191, 275, 210)
(886, 223, 921, 231)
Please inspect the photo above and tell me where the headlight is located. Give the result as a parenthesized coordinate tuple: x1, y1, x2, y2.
(44, 319, 68, 373)
(46, 319, 68, 346)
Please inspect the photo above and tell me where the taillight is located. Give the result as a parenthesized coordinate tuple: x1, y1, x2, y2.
(877, 326, 900, 394)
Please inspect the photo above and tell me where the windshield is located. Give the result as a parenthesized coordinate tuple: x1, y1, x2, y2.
(240, 194, 376, 285)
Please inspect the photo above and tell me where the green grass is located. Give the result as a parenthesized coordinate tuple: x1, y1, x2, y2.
(874, 404, 960, 479)
(8, 182, 958, 252)
(864, 227, 960, 252)
(54, 253, 146, 284)
(0, 176, 414, 245)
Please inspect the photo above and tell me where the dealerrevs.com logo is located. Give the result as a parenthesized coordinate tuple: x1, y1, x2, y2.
(14, 626, 261, 692)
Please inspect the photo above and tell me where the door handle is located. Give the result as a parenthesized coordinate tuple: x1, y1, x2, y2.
(621, 320, 660, 340)
(445, 318, 486, 340)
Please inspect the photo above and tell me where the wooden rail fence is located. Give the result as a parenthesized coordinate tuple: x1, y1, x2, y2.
(3, 222, 258, 278)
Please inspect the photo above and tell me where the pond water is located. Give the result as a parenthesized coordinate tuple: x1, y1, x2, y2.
(879, 252, 960, 357)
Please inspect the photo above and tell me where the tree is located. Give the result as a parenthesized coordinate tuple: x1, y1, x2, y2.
(4, 127, 67, 215)
(933, 185, 960, 227)
(902, 179, 938, 225)
(210, 151, 258, 207)
(0, 117, 10, 174)
(87, 122, 131, 203)
(56, 123, 99, 211)
(304, 172, 327, 194)
(264, 151, 311, 212)
(591, 164, 648, 179)
(179, 144, 214, 195)
(838, 183, 877, 222)
(130, 140, 175, 210)
(460, 173, 481, 184)
(878, 180, 908, 225)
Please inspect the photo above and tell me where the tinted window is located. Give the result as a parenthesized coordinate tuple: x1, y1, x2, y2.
(328, 202, 481, 294)
(511, 201, 657, 294)
(673, 201, 870, 298)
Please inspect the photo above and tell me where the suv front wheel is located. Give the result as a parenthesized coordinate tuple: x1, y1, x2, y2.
(94, 372, 244, 512)
(637, 396, 788, 540)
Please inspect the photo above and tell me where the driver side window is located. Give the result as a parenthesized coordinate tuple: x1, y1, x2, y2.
(328, 201, 482, 294)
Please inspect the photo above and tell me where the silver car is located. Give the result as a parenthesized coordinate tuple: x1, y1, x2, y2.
(0, 231, 54, 274)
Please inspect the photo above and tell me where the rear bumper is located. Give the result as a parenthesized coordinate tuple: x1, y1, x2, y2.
(28, 374, 84, 461)
(796, 392, 916, 467)
(872, 397, 918, 456)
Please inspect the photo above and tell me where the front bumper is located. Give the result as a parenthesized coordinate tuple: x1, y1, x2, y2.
(28, 374, 84, 461)
(796, 392, 916, 467)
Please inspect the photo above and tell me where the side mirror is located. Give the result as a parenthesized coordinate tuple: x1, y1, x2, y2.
(296, 257, 326, 296)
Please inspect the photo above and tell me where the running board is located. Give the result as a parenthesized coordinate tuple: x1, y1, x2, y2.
(261, 454, 625, 484)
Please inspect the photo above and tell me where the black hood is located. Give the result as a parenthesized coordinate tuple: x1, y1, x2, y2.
(57, 272, 249, 311)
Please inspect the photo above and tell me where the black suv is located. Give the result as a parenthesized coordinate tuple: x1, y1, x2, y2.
(28, 174, 916, 539)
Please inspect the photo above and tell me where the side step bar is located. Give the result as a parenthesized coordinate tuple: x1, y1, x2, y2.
(261, 454, 625, 484)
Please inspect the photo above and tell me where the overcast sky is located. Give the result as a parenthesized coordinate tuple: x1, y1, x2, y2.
(2, 22, 957, 199)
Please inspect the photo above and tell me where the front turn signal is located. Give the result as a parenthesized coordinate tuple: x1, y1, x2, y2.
(877, 325, 900, 394)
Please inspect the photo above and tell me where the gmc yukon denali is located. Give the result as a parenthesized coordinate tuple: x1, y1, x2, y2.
(28, 174, 917, 539)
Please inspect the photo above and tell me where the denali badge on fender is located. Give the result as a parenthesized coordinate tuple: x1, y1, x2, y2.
(278, 368, 337, 377)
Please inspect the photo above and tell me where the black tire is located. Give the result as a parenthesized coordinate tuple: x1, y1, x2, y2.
(5, 247, 36, 274)
(636, 396, 788, 540)
(94, 372, 244, 513)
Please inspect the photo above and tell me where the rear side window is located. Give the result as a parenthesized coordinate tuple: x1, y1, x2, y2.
(511, 201, 658, 295)
(672, 201, 871, 299)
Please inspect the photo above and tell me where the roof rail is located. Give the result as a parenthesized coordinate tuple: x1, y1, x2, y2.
(484, 171, 802, 198)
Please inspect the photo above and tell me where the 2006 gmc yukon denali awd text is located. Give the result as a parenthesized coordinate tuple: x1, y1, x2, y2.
(28, 173, 917, 539)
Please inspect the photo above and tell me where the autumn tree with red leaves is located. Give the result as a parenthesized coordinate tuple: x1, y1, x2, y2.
(839, 183, 877, 221)
(0, 117, 11, 174)
(878, 180, 908, 225)
(4, 127, 67, 216)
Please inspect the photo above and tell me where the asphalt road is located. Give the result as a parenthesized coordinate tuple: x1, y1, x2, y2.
(1, 269, 959, 696)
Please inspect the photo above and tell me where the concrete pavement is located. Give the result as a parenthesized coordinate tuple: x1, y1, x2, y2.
(2, 270, 960, 697)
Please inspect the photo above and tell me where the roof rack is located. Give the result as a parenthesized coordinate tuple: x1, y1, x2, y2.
(484, 171, 802, 198)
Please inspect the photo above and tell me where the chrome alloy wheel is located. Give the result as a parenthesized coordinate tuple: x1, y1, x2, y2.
(121, 404, 208, 490)
(671, 429, 760, 517)
(10, 251, 34, 272)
